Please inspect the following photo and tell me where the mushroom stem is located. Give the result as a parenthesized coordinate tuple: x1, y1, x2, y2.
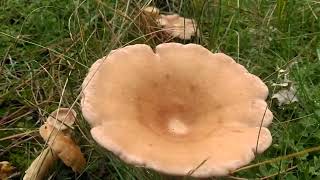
(23, 147, 58, 180)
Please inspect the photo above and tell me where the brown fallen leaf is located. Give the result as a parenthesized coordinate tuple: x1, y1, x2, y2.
(39, 123, 86, 172)
(0, 161, 16, 180)
(23, 148, 58, 180)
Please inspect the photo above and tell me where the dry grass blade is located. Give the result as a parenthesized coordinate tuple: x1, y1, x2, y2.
(233, 145, 320, 173)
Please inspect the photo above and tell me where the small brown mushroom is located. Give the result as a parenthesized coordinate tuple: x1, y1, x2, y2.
(39, 123, 86, 173)
(24, 108, 85, 180)
(81, 43, 273, 177)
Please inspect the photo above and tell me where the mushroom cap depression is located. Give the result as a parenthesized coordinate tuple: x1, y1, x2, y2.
(81, 43, 273, 177)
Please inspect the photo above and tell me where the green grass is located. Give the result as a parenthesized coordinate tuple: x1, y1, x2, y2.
(1, 0, 320, 179)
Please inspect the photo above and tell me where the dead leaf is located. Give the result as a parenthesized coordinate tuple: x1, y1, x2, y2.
(272, 86, 298, 106)
(0, 161, 16, 180)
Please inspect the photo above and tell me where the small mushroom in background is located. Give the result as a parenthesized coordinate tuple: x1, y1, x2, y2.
(23, 108, 86, 180)
(143, 6, 160, 17)
(140, 6, 198, 40)
(137, 6, 171, 43)
(157, 14, 198, 40)
(81, 43, 273, 177)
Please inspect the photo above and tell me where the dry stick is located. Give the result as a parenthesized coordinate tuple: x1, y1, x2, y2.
(0, 130, 37, 141)
(0, 106, 28, 125)
(1, 101, 51, 126)
(232, 145, 320, 173)
(227, 176, 248, 180)
(0, 136, 34, 156)
(260, 165, 297, 180)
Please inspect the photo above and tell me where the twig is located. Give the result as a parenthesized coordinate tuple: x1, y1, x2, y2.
(233, 145, 320, 173)
(260, 165, 297, 179)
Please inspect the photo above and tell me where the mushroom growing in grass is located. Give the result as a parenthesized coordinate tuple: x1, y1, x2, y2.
(39, 123, 86, 173)
(24, 108, 86, 180)
(140, 6, 198, 40)
(81, 43, 273, 177)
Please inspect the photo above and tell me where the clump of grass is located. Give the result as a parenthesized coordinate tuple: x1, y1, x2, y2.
(1, 0, 320, 179)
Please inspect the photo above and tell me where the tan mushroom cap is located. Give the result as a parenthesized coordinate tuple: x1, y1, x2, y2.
(46, 108, 76, 130)
(81, 43, 273, 177)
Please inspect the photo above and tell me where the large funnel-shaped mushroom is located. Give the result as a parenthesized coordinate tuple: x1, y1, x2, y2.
(81, 43, 273, 177)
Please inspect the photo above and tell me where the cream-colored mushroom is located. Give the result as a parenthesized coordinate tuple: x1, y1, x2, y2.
(81, 43, 273, 177)
(157, 14, 198, 39)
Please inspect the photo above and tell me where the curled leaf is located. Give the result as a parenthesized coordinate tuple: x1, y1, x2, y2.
(39, 123, 86, 172)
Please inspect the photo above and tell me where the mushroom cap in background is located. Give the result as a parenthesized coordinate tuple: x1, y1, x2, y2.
(143, 6, 160, 17)
(157, 14, 198, 39)
(81, 43, 273, 177)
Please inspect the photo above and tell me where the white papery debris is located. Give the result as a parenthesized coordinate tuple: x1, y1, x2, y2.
(272, 86, 298, 106)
